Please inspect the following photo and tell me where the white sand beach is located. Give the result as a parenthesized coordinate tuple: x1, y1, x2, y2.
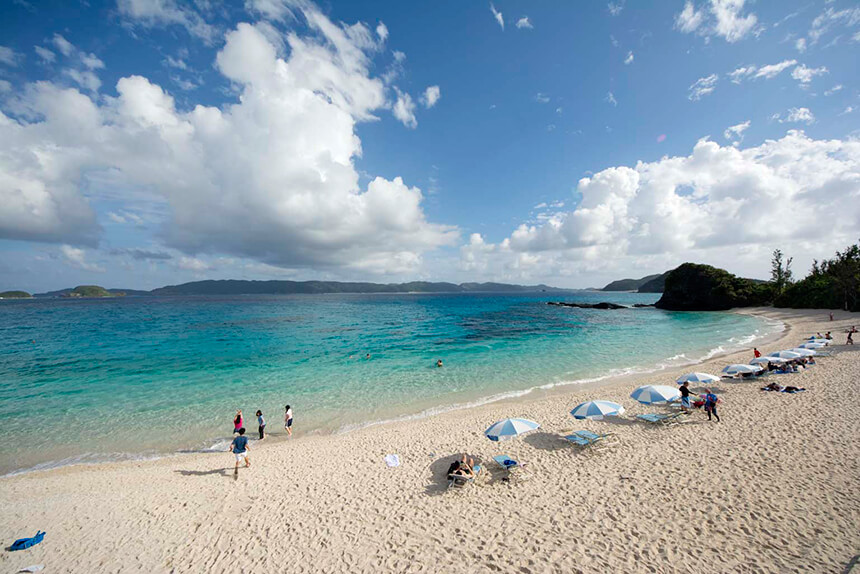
(1, 308, 858, 573)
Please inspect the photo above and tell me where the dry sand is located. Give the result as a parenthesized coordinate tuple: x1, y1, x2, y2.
(1, 308, 858, 573)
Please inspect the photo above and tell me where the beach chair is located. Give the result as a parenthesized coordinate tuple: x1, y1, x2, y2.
(635, 412, 686, 426)
(563, 430, 617, 451)
(492, 455, 520, 474)
(447, 464, 483, 489)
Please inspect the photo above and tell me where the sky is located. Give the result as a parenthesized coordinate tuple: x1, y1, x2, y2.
(1, 0, 859, 292)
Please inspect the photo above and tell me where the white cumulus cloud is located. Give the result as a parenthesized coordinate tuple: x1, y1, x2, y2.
(393, 87, 417, 128)
(688, 74, 718, 100)
(516, 17, 533, 30)
(782, 107, 815, 124)
(457, 131, 860, 283)
(675, 0, 759, 43)
(723, 120, 750, 145)
(0, 6, 457, 274)
(421, 85, 441, 108)
(490, 3, 504, 30)
(61, 245, 105, 272)
(791, 64, 828, 86)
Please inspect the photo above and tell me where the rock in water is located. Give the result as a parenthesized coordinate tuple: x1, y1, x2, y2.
(547, 301, 627, 309)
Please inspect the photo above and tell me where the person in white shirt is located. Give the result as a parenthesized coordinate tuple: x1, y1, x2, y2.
(284, 405, 293, 436)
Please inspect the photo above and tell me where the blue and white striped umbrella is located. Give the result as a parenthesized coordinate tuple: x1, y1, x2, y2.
(806, 338, 829, 345)
(788, 348, 816, 356)
(722, 364, 763, 375)
(768, 350, 802, 359)
(630, 385, 681, 405)
(750, 356, 786, 365)
(798, 342, 827, 349)
(570, 400, 625, 420)
(484, 418, 540, 441)
(676, 372, 720, 384)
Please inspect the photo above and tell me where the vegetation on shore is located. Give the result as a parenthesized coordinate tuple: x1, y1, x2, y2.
(0, 291, 32, 299)
(775, 242, 860, 311)
(655, 263, 772, 311)
(68, 286, 124, 298)
(656, 240, 860, 311)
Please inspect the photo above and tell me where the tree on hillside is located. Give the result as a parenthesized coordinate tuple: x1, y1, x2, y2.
(771, 249, 793, 295)
(821, 243, 860, 311)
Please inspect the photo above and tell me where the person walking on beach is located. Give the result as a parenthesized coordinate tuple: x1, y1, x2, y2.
(702, 390, 720, 422)
(284, 405, 293, 436)
(679, 382, 697, 411)
(233, 410, 243, 434)
(230, 427, 250, 475)
(256, 410, 266, 440)
(848, 331, 854, 345)
(753, 348, 761, 359)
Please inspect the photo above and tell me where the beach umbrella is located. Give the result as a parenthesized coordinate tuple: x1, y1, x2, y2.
(676, 372, 720, 385)
(630, 385, 681, 405)
(722, 364, 763, 375)
(750, 356, 786, 365)
(798, 342, 827, 349)
(768, 350, 802, 359)
(788, 348, 816, 357)
(570, 400, 625, 420)
(484, 418, 540, 441)
(806, 338, 829, 345)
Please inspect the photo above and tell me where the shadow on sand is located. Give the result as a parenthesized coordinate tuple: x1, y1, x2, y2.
(423, 453, 485, 496)
(175, 467, 233, 478)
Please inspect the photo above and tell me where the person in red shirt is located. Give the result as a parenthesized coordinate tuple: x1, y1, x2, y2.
(753, 348, 761, 358)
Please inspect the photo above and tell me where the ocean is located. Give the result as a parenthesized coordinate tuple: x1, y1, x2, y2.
(0, 292, 781, 474)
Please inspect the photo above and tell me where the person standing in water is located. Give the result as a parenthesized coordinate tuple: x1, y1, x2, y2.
(233, 410, 243, 434)
(230, 427, 250, 475)
(256, 410, 266, 440)
(436, 359, 444, 367)
(284, 405, 293, 436)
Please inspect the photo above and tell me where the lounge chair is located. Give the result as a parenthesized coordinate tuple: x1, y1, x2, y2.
(492, 455, 519, 473)
(563, 430, 617, 451)
(636, 412, 687, 425)
(447, 464, 483, 489)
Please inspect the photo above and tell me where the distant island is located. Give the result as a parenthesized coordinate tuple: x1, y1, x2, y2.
(0, 290, 32, 299)
(601, 272, 670, 293)
(25, 280, 572, 298)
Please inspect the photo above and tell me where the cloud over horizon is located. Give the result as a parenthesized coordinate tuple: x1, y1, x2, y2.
(0, 5, 456, 275)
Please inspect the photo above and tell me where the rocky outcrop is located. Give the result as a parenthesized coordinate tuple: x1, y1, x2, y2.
(655, 263, 772, 311)
(548, 301, 627, 309)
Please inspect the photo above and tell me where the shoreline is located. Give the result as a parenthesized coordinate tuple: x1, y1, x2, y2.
(1, 307, 857, 573)
(3, 308, 786, 478)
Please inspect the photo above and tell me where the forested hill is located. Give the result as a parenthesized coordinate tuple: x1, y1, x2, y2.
(148, 280, 570, 296)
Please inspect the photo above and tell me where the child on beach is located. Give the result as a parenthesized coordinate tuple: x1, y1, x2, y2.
(753, 348, 761, 358)
(256, 410, 266, 440)
(230, 428, 250, 475)
(233, 410, 243, 434)
(284, 405, 293, 436)
(702, 390, 720, 422)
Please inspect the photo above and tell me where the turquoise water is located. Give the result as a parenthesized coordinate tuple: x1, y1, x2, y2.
(0, 292, 780, 474)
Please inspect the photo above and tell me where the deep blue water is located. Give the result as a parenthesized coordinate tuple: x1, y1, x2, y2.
(0, 292, 780, 474)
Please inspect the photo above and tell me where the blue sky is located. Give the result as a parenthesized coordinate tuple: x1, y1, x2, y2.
(1, 0, 858, 292)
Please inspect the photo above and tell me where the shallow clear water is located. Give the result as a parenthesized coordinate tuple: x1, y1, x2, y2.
(0, 292, 780, 474)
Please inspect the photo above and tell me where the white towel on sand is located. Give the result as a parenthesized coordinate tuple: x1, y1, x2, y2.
(384, 454, 400, 467)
